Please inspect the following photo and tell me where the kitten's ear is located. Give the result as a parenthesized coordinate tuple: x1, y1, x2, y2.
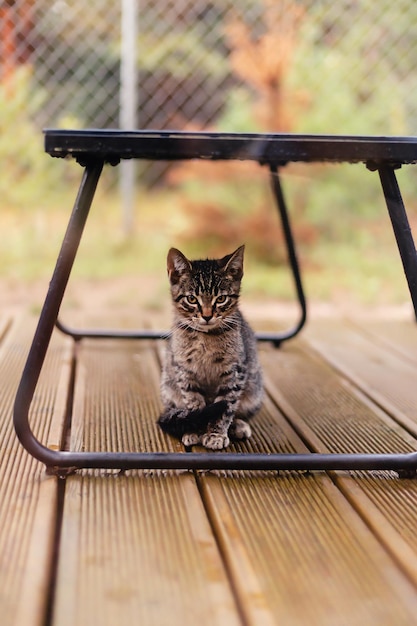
(167, 248, 192, 284)
(219, 245, 245, 280)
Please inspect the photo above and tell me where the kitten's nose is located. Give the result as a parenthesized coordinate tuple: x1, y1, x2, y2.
(202, 314, 212, 323)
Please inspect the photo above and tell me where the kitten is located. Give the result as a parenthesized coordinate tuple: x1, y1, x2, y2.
(158, 245, 263, 450)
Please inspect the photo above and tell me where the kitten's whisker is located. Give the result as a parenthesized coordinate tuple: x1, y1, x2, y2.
(220, 317, 239, 331)
(173, 320, 198, 334)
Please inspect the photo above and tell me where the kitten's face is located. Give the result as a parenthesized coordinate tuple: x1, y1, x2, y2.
(167, 246, 244, 332)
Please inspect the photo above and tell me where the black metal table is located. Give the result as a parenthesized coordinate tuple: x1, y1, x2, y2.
(13, 130, 417, 475)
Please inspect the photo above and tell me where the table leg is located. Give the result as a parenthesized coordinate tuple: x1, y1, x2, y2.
(378, 165, 417, 319)
(255, 165, 307, 346)
(13, 158, 417, 473)
(13, 160, 104, 466)
(55, 318, 166, 341)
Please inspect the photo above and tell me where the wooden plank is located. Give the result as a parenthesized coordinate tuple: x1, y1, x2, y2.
(52, 317, 417, 624)
(0, 317, 73, 626)
(196, 373, 417, 625)
(201, 472, 417, 625)
(53, 339, 241, 626)
(350, 318, 417, 366)
(0, 314, 12, 343)
(262, 333, 417, 587)
(68, 339, 181, 454)
(304, 318, 417, 434)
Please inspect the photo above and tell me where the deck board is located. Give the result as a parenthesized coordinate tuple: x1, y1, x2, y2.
(351, 318, 417, 366)
(200, 472, 417, 625)
(196, 385, 417, 624)
(0, 317, 72, 626)
(53, 338, 241, 626)
(4, 315, 417, 625)
(304, 318, 417, 433)
(266, 324, 417, 585)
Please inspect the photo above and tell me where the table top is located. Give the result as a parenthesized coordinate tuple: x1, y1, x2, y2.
(44, 129, 417, 166)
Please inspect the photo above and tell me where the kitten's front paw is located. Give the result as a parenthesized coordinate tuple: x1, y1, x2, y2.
(201, 432, 230, 450)
(182, 433, 201, 447)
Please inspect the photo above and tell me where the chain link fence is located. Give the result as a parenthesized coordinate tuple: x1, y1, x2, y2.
(2, 0, 417, 135)
(0, 0, 417, 216)
(1, 0, 417, 294)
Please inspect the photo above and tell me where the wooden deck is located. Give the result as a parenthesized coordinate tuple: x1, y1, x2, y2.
(3, 310, 417, 625)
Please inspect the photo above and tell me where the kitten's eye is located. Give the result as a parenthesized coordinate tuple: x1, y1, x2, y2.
(216, 295, 228, 304)
(185, 295, 198, 305)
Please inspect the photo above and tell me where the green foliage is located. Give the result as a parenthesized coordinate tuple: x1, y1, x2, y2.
(0, 67, 70, 208)
(289, 5, 414, 136)
(216, 89, 260, 132)
(1, 0, 416, 309)
(173, 0, 417, 261)
(138, 31, 228, 80)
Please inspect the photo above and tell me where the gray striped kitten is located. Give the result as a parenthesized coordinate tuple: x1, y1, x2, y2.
(158, 245, 263, 450)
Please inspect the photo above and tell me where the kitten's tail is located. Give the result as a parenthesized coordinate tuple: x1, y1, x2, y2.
(157, 400, 227, 438)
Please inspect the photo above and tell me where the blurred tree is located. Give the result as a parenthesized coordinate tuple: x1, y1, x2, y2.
(225, 0, 305, 131)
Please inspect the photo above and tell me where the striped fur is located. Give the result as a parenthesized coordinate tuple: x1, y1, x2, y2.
(158, 246, 263, 450)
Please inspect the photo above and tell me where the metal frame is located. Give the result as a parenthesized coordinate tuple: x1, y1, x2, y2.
(12, 131, 417, 475)
(53, 164, 306, 346)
